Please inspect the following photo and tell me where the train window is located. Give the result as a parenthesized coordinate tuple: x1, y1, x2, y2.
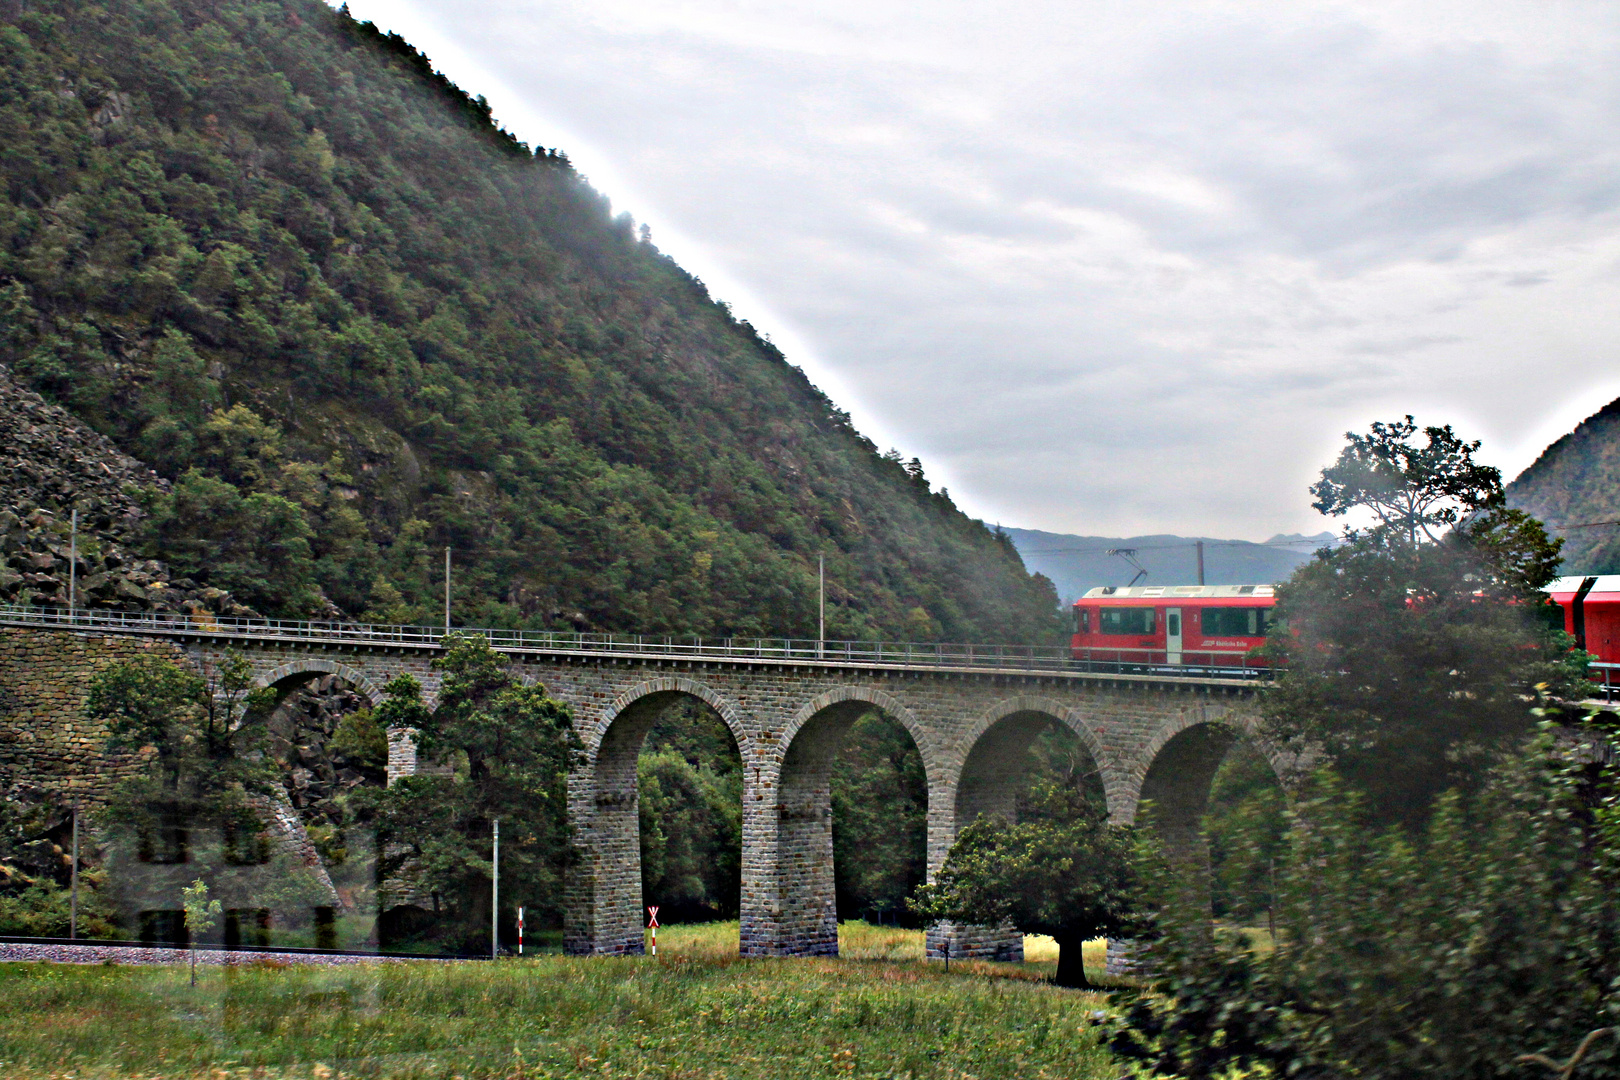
(1073, 608, 1090, 634)
(1202, 607, 1270, 636)
(1099, 607, 1154, 635)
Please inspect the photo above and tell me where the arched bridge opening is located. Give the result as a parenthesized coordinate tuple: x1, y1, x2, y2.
(767, 689, 933, 958)
(567, 680, 746, 956)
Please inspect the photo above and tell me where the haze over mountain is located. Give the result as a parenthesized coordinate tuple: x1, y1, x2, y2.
(1001, 527, 1333, 605)
(0, 0, 1064, 644)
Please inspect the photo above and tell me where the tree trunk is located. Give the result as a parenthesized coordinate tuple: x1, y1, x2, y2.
(1053, 934, 1091, 989)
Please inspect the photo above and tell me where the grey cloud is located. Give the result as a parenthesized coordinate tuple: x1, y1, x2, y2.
(352, 0, 1620, 537)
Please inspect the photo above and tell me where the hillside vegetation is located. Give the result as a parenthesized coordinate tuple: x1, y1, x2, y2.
(1508, 395, 1620, 574)
(0, 0, 1063, 643)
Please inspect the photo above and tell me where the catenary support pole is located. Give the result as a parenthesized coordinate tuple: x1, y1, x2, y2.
(491, 818, 499, 959)
(1195, 540, 1204, 586)
(68, 508, 77, 612)
(818, 553, 825, 659)
(69, 804, 78, 940)
(444, 547, 452, 633)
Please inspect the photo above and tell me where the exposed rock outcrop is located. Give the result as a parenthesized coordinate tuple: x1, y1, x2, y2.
(0, 366, 253, 616)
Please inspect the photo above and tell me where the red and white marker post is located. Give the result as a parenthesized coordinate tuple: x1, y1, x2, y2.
(647, 906, 660, 956)
(517, 906, 524, 956)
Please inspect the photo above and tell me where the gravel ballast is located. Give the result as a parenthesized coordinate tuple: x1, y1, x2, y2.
(0, 941, 445, 965)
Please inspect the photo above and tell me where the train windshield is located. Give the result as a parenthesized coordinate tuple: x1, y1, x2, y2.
(1099, 607, 1155, 635)
(1202, 607, 1270, 636)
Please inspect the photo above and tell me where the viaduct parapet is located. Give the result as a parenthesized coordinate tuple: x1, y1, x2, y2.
(0, 609, 1280, 961)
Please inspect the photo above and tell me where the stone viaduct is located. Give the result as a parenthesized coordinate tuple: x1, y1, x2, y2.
(0, 609, 1280, 961)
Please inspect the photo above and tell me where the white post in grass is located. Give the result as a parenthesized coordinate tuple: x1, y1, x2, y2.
(491, 818, 500, 959)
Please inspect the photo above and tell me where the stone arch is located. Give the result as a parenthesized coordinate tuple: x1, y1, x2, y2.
(953, 695, 1118, 819)
(931, 695, 1113, 963)
(1127, 702, 1286, 822)
(1120, 701, 1283, 963)
(255, 659, 386, 707)
(779, 686, 935, 778)
(591, 676, 748, 756)
(766, 685, 937, 957)
(565, 676, 745, 957)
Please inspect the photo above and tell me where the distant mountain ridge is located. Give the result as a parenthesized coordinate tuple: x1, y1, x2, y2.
(1508, 396, 1620, 575)
(999, 527, 1334, 604)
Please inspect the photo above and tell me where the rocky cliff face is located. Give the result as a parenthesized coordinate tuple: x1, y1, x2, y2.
(0, 365, 253, 616)
(1507, 395, 1620, 575)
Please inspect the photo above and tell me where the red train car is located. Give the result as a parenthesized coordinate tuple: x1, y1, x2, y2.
(1546, 575, 1620, 694)
(1071, 584, 1276, 671)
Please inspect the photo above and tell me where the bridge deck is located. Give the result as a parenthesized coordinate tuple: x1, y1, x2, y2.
(0, 605, 1269, 690)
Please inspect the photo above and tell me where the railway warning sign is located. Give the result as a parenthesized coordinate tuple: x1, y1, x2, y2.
(647, 906, 659, 928)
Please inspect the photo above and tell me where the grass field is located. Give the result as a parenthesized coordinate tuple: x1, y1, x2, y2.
(0, 923, 1124, 1079)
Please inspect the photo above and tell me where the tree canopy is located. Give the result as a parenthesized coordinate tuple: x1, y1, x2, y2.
(912, 779, 1145, 988)
(1265, 417, 1583, 826)
(363, 635, 580, 950)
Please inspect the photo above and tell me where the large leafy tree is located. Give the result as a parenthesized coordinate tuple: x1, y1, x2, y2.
(1264, 417, 1583, 826)
(366, 634, 581, 949)
(1309, 415, 1505, 545)
(86, 652, 335, 927)
(1108, 732, 1620, 1080)
(912, 780, 1145, 988)
(89, 651, 278, 854)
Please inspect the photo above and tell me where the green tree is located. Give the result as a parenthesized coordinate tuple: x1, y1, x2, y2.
(90, 651, 278, 848)
(912, 780, 1146, 988)
(180, 877, 220, 986)
(634, 701, 742, 921)
(1264, 417, 1583, 826)
(1106, 729, 1620, 1080)
(88, 652, 331, 929)
(366, 634, 581, 949)
(1202, 743, 1287, 924)
(1309, 415, 1505, 545)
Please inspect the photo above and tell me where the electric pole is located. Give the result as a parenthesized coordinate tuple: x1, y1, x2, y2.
(68, 508, 77, 612)
(491, 818, 500, 959)
(69, 804, 78, 940)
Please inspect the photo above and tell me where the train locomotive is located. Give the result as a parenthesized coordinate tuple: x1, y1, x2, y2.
(1071, 584, 1275, 671)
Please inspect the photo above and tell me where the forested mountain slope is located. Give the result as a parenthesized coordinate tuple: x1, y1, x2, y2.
(1507, 395, 1620, 575)
(0, 0, 1063, 642)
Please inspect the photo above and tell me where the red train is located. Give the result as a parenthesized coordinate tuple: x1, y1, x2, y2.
(1547, 575, 1620, 693)
(1070, 576, 1620, 687)
(1071, 585, 1275, 671)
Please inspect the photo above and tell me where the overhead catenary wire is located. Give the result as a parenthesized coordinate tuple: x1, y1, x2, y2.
(1019, 537, 1339, 556)
(1021, 518, 1620, 557)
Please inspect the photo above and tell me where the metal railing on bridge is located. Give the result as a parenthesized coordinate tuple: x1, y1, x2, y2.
(0, 604, 1271, 679)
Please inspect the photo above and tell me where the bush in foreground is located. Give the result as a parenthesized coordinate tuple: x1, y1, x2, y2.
(1106, 726, 1620, 1079)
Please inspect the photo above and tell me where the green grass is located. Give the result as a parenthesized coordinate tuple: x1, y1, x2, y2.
(0, 923, 1123, 1079)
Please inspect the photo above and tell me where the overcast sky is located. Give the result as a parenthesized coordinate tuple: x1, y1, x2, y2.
(340, 0, 1620, 540)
